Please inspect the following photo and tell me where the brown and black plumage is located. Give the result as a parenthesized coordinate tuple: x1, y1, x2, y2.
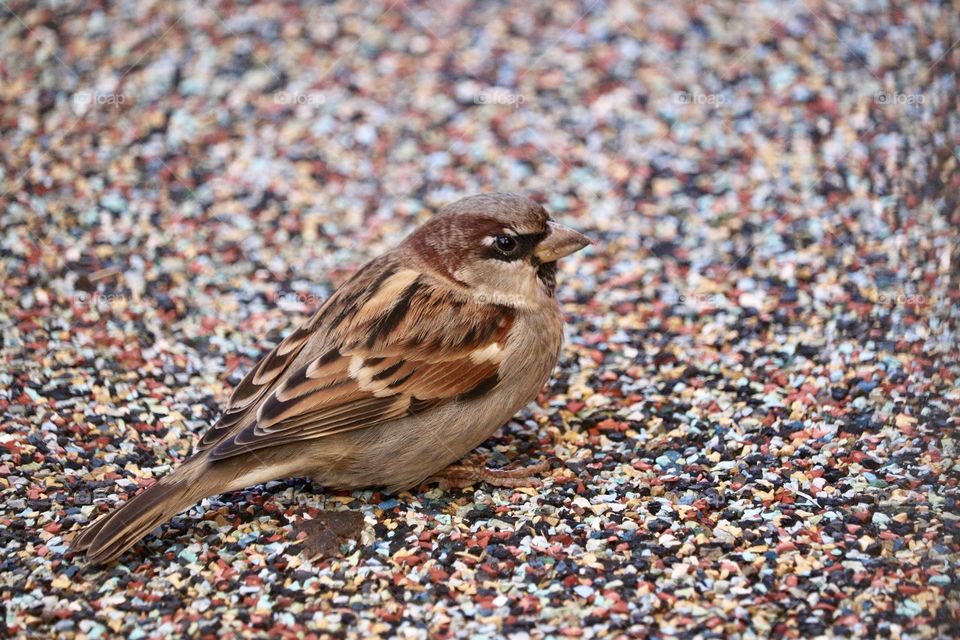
(72, 192, 590, 564)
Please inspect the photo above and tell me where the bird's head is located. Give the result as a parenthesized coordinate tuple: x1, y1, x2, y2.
(409, 192, 590, 308)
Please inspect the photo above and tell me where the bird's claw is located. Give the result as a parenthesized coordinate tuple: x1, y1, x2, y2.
(426, 459, 551, 490)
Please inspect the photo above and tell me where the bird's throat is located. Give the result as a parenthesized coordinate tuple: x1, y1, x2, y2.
(537, 261, 558, 296)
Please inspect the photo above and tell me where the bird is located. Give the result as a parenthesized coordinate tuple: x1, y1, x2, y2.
(72, 192, 590, 564)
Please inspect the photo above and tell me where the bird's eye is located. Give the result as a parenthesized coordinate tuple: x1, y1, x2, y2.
(493, 235, 517, 254)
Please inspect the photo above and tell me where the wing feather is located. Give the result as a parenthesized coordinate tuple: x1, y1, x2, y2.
(194, 325, 316, 451)
(203, 267, 516, 461)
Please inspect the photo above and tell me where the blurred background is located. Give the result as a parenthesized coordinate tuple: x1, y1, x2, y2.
(2, 1, 957, 307)
(1, 0, 958, 637)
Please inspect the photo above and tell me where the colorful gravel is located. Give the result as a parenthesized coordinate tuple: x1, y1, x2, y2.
(2, 0, 959, 637)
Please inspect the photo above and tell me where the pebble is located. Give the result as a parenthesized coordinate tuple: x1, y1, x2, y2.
(2, 0, 957, 638)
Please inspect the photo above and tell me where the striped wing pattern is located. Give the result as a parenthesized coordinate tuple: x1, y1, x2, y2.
(196, 259, 514, 461)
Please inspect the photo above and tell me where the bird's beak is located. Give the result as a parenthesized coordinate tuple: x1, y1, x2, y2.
(534, 221, 591, 263)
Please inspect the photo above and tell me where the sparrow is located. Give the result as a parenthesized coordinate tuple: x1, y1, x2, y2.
(72, 192, 590, 564)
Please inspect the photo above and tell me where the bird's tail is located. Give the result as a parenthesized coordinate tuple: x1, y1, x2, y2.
(71, 457, 221, 564)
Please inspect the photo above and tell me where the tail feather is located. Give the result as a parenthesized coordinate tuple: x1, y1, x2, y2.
(72, 460, 214, 564)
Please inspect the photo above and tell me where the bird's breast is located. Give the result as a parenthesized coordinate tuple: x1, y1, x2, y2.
(497, 304, 564, 403)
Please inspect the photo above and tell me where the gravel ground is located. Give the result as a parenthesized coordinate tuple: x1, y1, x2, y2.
(2, 0, 959, 637)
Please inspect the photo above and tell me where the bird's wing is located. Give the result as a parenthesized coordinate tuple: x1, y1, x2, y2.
(195, 255, 408, 452)
(198, 262, 515, 461)
(194, 315, 322, 452)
